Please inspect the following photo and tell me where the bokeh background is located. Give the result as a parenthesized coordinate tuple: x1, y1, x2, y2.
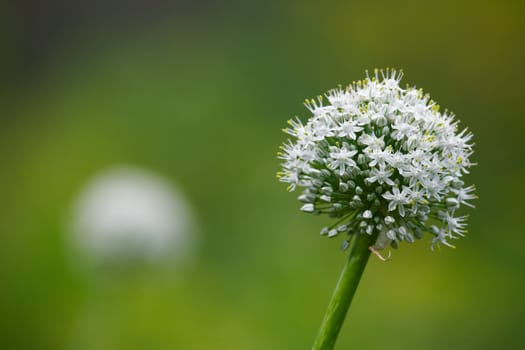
(1, 1, 524, 349)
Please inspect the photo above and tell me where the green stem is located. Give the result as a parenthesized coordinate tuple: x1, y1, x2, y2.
(312, 231, 378, 350)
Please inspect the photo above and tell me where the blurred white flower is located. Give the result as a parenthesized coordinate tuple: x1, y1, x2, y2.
(277, 69, 476, 249)
(68, 166, 195, 265)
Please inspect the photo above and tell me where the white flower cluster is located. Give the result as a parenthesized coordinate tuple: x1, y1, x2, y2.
(277, 69, 476, 249)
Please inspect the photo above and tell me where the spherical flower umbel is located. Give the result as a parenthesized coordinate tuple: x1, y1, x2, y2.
(277, 69, 476, 250)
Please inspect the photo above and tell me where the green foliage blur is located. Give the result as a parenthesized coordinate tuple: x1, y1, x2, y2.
(1, 1, 524, 349)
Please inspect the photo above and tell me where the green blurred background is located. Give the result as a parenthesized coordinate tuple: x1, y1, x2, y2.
(1, 0, 524, 349)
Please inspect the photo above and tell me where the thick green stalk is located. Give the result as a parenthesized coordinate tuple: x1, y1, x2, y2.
(312, 231, 378, 350)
